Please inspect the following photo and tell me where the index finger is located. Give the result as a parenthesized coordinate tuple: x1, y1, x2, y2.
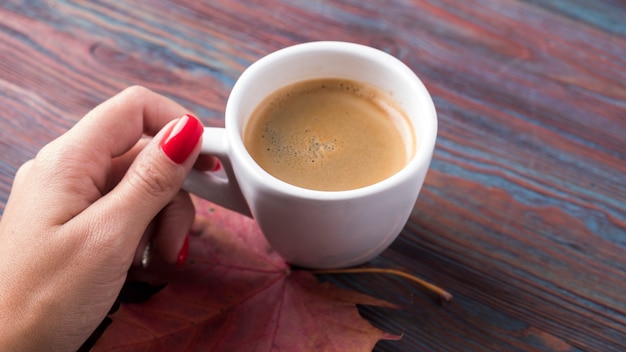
(29, 86, 195, 213)
(67, 86, 190, 158)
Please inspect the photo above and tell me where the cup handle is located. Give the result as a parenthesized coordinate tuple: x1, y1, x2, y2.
(182, 127, 252, 217)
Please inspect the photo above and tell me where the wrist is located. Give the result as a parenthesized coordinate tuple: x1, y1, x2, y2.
(0, 275, 55, 351)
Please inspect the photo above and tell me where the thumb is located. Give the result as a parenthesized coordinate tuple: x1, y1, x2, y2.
(96, 114, 203, 243)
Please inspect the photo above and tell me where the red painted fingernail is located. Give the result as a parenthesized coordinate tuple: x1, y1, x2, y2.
(211, 159, 221, 172)
(161, 114, 203, 164)
(176, 235, 189, 267)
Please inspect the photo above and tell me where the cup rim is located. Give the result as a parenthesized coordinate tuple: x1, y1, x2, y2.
(226, 41, 437, 200)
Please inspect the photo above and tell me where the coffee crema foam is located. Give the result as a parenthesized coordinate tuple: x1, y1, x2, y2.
(244, 78, 415, 191)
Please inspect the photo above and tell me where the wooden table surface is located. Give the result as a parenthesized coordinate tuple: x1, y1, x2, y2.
(1, 1, 624, 351)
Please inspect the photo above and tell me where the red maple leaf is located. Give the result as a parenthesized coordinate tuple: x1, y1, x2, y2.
(92, 198, 400, 351)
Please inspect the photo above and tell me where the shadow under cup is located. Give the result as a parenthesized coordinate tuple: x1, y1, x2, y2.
(223, 41, 437, 268)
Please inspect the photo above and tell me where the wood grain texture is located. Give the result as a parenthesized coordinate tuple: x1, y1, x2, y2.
(0, 0, 624, 351)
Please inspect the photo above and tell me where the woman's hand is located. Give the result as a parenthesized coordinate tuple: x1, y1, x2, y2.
(0, 86, 214, 351)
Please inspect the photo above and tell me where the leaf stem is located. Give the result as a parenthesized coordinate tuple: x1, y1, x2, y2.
(311, 267, 453, 305)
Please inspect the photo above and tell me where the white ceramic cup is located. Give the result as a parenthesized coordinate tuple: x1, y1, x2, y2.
(183, 41, 437, 269)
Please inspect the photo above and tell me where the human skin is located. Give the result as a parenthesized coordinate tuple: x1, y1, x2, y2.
(0, 86, 215, 351)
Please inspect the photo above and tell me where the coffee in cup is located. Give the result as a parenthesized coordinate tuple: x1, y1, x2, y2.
(243, 78, 415, 191)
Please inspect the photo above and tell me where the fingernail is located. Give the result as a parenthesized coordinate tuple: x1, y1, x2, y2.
(161, 114, 203, 164)
(141, 240, 153, 269)
(211, 159, 221, 172)
(176, 234, 189, 267)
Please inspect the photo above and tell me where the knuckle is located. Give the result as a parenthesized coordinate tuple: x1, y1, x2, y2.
(120, 85, 153, 101)
(35, 141, 62, 162)
(128, 157, 177, 198)
(12, 159, 35, 188)
(15, 159, 34, 177)
(33, 142, 95, 181)
(31, 143, 70, 178)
